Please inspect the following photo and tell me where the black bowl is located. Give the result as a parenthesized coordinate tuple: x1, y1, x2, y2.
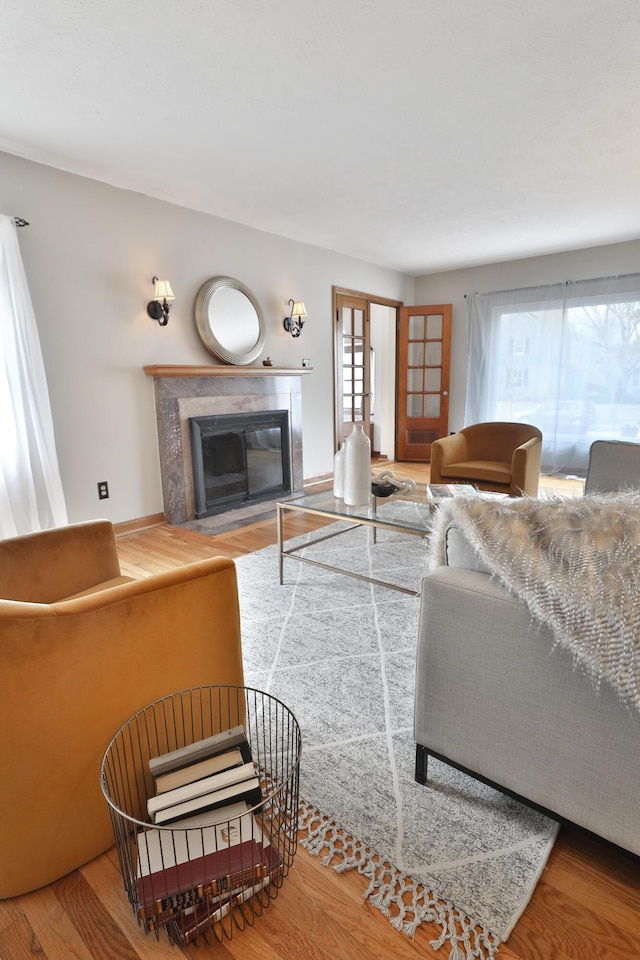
(371, 481, 396, 498)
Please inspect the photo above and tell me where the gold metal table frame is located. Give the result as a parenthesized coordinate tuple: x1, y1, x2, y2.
(276, 487, 439, 597)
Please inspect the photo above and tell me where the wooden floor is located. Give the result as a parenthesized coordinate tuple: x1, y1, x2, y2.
(2, 465, 638, 960)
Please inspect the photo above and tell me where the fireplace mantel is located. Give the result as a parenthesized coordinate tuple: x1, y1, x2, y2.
(145, 364, 307, 523)
(144, 364, 312, 378)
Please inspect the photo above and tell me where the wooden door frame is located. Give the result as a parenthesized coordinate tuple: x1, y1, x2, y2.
(397, 303, 452, 461)
(332, 286, 403, 455)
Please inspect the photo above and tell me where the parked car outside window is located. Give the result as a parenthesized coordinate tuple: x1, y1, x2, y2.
(516, 400, 596, 435)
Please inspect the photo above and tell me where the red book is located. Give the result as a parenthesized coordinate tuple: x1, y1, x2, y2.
(137, 836, 268, 924)
(170, 842, 284, 944)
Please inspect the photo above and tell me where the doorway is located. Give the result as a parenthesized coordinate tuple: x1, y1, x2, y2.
(332, 287, 402, 457)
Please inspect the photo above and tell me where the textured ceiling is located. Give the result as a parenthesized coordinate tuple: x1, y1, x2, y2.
(1, 0, 639, 275)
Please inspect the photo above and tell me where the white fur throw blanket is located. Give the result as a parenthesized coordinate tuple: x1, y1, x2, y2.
(428, 491, 640, 713)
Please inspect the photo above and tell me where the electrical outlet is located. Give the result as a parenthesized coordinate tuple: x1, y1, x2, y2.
(97, 481, 109, 500)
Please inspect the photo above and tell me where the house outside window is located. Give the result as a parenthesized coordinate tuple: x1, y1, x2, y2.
(510, 337, 529, 356)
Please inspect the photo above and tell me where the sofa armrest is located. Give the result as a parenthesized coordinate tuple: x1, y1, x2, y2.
(0, 520, 121, 603)
(50, 556, 237, 611)
(511, 436, 542, 496)
(428, 520, 492, 575)
(430, 433, 468, 483)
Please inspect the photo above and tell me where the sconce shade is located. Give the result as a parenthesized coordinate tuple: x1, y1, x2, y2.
(153, 279, 175, 301)
(147, 276, 175, 326)
(283, 298, 308, 338)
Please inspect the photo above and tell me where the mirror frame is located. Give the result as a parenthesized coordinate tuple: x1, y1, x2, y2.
(195, 276, 266, 365)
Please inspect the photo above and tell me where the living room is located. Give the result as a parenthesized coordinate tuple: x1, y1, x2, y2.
(1, 2, 639, 959)
(4, 153, 640, 529)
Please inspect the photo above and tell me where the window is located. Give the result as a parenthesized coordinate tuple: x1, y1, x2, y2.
(0, 216, 67, 535)
(465, 274, 640, 476)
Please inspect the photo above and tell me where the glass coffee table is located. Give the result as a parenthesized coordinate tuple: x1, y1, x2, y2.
(276, 483, 476, 596)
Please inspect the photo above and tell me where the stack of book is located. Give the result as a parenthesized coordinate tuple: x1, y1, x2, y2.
(427, 482, 476, 504)
(136, 725, 280, 943)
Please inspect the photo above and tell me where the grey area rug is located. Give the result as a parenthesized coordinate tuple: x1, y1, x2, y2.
(235, 522, 559, 959)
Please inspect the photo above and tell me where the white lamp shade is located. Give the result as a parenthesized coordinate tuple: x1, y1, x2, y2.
(154, 279, 175, 301)
(291, 301, 307, 318)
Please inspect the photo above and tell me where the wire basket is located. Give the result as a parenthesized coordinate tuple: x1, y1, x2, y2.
(100, 685, 301, 944)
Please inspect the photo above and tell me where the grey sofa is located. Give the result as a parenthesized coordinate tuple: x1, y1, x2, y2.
(414, 518, 640, 856)
(584, 438, 640, 494)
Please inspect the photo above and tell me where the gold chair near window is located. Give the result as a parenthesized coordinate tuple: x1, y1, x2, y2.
(429, 421, 543, 497)
(0, 520, 244, 898)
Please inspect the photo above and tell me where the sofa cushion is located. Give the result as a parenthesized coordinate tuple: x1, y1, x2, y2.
(440, 460, 512, 485)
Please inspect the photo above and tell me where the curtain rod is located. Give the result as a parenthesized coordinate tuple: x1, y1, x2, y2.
(465, 271, 640, 300)
(14, 217, 29, 227)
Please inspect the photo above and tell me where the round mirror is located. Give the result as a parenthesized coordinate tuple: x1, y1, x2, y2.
(195, 276, 265, 365)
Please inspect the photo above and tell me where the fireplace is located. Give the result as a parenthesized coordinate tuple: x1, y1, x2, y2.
(190, 410, 291, 518)
(144, 365, 310, 525)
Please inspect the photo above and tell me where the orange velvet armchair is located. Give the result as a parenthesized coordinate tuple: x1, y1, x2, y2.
(429, 421, 543, 497)
(0, 520, 245, 899)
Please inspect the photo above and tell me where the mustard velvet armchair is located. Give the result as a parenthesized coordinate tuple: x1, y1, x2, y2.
(0, 520, 245, 899)
(429, 422, 543, 497)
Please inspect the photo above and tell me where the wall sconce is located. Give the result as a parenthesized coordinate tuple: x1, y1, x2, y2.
(283, 299, 307, 338)
(147, 276, 175, 326)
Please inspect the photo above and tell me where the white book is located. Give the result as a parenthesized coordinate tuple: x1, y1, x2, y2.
(136, 802, 263, 877)
(147, 761, 257, 817)
(153, 775, 262, 825)
(149, 725, 248, 778)
(154, 748, 244, 794)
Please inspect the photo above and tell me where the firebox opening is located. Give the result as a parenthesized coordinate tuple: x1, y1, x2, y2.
(189, 411, 291, 518)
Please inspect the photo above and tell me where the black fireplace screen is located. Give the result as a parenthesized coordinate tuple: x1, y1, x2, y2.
(189, 411, 291, 518)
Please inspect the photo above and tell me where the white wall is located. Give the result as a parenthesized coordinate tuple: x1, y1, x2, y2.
(0, 151, 414, 524)
(414, 239, 640, 432)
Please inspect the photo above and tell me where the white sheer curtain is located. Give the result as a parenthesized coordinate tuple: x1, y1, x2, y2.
(465, 274, 640, 476)
(0, 215, 67, 536)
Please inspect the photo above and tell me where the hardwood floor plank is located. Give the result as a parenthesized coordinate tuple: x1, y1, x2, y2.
(551, 826, 640, 903)
(19, 886, 93, 960)
(226, 898, 336, 960)
(545, 851, 640, 932)
(51, 871, 140, 960)
(0, 897, 24, 938)
(79, 854, 178, 960)
(198, 896, 296, 960)
(508, 870, 640, 960)
(0, 912, 47, 960)
(287, 849, 440, 959)
(500, 926, 574, 960)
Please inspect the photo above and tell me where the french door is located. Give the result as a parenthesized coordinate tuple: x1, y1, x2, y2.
(334, 292, 372, 446)
(397, 304, 452, 460)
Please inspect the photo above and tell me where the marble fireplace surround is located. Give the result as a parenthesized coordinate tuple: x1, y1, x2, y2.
(144, 365, 310, 525)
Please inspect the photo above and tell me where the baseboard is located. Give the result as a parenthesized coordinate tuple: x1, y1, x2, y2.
(114, 513, 164, 537)
(114, 477, 330, 536)
(303, 472, 333, 490)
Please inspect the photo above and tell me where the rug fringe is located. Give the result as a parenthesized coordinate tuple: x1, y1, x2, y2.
(298, 799, 500, 960)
